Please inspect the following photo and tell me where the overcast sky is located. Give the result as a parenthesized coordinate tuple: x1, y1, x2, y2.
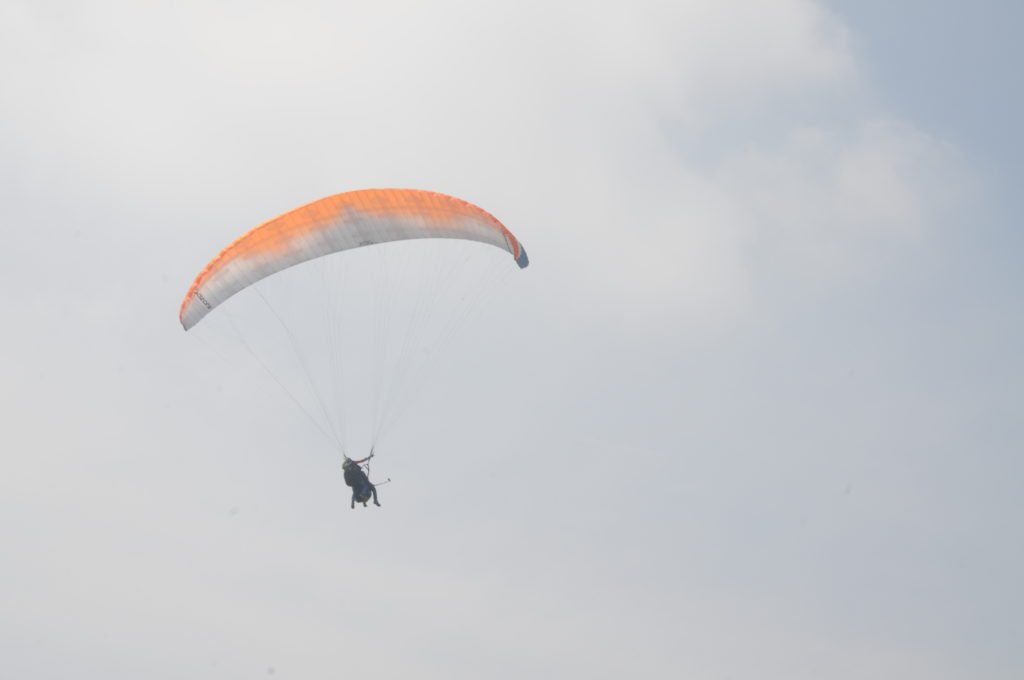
(2, 1, 1022, 678)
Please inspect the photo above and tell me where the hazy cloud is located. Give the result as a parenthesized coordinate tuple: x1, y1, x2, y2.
(1, 2, 1017, 679)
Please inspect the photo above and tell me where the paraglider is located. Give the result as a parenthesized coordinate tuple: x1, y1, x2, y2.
(343, 454, 380, 509)
(179, 188, 529, 504)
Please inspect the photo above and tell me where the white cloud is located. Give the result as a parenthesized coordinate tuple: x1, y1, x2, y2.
(0, 2, 1004, 679)
(469, 0, 970, 330)
(711, 118, 968, 281)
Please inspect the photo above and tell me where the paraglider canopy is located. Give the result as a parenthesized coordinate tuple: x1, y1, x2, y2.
(180, 188, 528, 331)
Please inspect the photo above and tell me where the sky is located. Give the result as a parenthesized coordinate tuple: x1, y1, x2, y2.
(2, 1, 1022, 678)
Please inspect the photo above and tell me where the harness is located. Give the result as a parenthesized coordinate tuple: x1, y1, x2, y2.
(343, 452, 391, 500)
